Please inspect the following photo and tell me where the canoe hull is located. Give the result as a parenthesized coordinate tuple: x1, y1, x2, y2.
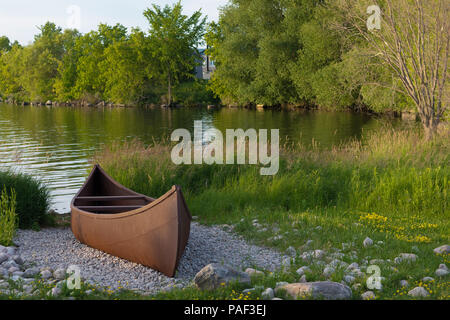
(70, 165, 191, 277)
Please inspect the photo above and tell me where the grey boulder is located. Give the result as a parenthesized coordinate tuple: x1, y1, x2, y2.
(276, 281, 352, 300)
(194, 264, 251, 290)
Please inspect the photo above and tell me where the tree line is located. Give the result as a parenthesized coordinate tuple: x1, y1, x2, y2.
(0, 0, 448, 138)
(0, 2, 209, 106)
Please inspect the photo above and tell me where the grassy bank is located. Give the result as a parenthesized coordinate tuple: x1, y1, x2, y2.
(93, 126, 449, 300)
(0, 171, 51, 230)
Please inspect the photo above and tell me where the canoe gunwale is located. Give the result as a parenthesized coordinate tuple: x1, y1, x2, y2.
(70, 164, 184, 219)
(71, 185, 180, 220)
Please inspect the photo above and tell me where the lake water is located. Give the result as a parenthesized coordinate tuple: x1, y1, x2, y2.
(0, 104, 402, 213)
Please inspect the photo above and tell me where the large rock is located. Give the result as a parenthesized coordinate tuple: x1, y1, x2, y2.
(194, 264, 251, 290)
(433, 245, 450, 255)
(276, 281, 352, 300)
(408, 287, 429, 298)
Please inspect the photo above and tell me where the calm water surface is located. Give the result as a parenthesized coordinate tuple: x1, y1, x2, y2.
(0, 104, 401, 212)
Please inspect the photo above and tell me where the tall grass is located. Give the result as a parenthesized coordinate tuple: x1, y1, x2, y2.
(0, 186, 17, 246)
(93, 125, 450, 300)
(0, 171, 50, 229)
(95, 126, 449, 222)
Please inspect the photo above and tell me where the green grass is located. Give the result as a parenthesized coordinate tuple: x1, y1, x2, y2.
(0, 187, 17, 246)
(0, 170, 51, 229)
(91, 125, 450, 300)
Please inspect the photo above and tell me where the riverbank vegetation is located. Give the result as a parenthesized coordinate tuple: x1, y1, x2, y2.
(0, 2, 214, 107)
(0, 171, 50, 229)
(93, 125, 449, 299)
(0, 187, 17, 246)
(1, 1, 448, 138)
(206, 0, 448, 138)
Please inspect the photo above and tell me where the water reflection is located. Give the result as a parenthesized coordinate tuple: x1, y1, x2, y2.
(0, 104, 401, 212)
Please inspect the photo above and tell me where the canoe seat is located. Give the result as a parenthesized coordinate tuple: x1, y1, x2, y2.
(77, 196, 148, 201)
(78, 205, 143, 213)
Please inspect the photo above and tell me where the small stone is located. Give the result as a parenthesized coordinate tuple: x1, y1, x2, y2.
(422, 277, 434, 282)
(272, 297, 283, 300)
(296, 266, 311, 276)
(299, 275, 307, 283)
(433, 245, 450, 255)
(6, 247, 16, 256)
(85, 290, 93, 295)
(242, 288, 255, 295)
(0, 253, 8, 264)
(323, 267, 335, 277)
(54, 268, 66, 280)
(347, 263, 359, 271)
(438, 264, 448, 271)
(11, 275, 23, 282)
(408, 287, 429, 298)
(304, 240, 313, 248)
(261, 288, 274, 300)
(23, 268, 39, 278)
(245, 268, 264, 277)
(352, 283, 362, 291)
(395, 253, 418, 264)
(369, 259, 384, 265)
(400, 280, 409, 288)
(275, 281, 289, 288)
(286, 246, 297, 257)
(8, 266, 20, 274)
(314, 250, 325, 259)
(361, 291, 376, 300)
(343, 275, 356, 284)
(51, 286, 62, 296)
(41, 270, 53, 280)
(435, 269, 448, 277)
(363, 237, 373, 248)
(11, 255, 24, 265)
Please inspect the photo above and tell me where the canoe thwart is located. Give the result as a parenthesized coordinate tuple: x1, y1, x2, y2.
(77, 205, 142, 212)
(76, 195, 149, 201)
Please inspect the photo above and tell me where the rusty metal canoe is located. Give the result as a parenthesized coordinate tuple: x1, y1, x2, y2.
(70, 164, 191, 277)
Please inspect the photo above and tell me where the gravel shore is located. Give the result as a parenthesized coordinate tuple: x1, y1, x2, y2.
(13, 223, 283, 294)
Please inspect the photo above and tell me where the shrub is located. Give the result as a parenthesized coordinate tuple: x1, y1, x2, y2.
(0, 171, 50, 229)
(173, 80, 219, 106)
(0, 186, 17, 246)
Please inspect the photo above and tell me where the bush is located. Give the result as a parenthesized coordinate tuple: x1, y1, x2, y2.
(0, 186, 17, 246)
(0, 171, 50, 229)
(173, 80, 219, 106)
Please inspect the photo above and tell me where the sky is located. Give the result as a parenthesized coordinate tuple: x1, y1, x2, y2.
(0, 0, 228, 45)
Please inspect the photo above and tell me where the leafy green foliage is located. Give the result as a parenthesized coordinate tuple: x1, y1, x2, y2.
(143, 1, 206, 105)
(0, 187, 17, 246)
(207, 0, 411, 111)
(0, 171, 50, 229)
(0, 2, 210, 106)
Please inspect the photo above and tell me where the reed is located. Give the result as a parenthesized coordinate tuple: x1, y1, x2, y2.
(0, 171, 50, 229)
(0, 187, 17, 246)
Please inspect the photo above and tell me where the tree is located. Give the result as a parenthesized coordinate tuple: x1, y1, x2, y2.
(337, 0, 449, 139)
(103, 28, 159, 105)
(0, 36, 11, 53)
(73, 23, 128, 101)
(143, 1, 206, 105)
